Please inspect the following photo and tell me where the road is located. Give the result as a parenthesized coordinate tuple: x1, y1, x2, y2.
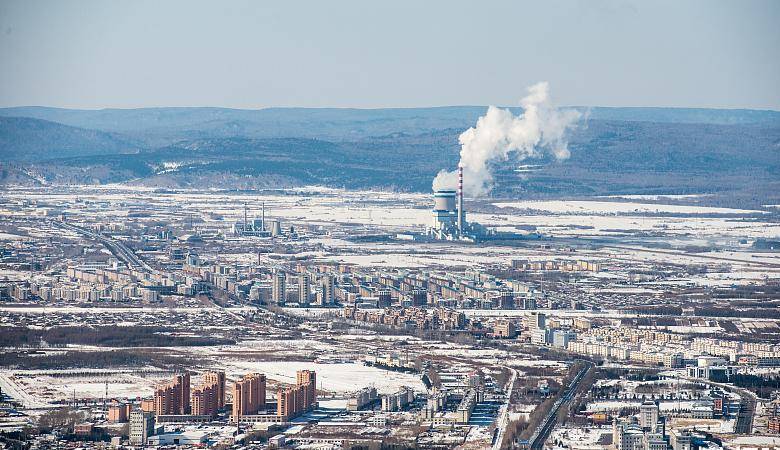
(55, 221, 153, 273)
(492, 366, 518, 450)
(528, 361, 593, 450)
(679, 374, 757, 434)
(734, 396, 756, 434)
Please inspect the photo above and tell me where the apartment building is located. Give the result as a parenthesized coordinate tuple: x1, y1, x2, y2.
(154, 373, 190, 416)
(232, 373, 267, 419)
(192, 371, 225, 418)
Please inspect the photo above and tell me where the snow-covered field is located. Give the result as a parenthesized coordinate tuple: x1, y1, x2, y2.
(493, 200, 765, 215)
(548, 426, 611, 449)
(603, 194, 711, 201)
(669, 417, 735, 434)
(0, 232, 29, 240)
(0, 370, 171, 406)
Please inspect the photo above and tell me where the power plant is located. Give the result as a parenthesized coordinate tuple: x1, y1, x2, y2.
(233, 202, 293, 238)
(427, 166, 491, 242)
(233, 203, 271, 237)
(423, 165, 542, 243)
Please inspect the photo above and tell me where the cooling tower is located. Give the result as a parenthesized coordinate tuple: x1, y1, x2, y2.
(271, 219, 282, 236)
(433, 190, 457, 212)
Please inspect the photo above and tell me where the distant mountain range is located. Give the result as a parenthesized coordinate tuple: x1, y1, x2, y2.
(1, 106, 778, 207)
(1, 105, 779, 145)
(0, 116, 141, 161)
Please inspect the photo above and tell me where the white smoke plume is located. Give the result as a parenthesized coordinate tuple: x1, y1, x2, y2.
(432, 82, 581, 197)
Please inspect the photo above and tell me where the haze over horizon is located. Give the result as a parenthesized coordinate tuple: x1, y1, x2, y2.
(1, 0, 779, 111)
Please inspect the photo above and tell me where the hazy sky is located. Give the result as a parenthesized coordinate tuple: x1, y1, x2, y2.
(1, 0, 778, 110)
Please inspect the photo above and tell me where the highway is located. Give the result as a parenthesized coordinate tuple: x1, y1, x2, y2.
(528, 361, 593, 450)
(55, 220, 153, 273)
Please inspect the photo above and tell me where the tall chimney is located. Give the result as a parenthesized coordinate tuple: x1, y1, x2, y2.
(457, 164, 464, 234)
(261, 202, 265, 231)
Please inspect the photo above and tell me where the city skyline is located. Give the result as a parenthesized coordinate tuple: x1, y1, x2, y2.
(1, 1, 779, 448)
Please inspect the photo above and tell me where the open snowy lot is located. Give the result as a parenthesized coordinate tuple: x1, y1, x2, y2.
(548, 426, 611, 449)
(493, 200, 766, 215)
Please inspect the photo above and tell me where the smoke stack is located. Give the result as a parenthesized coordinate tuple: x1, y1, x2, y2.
(457, 164, 464, 234)
(261, 202, 265, 231)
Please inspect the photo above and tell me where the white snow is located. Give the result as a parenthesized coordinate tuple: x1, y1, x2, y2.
(493, 200, 764, 215)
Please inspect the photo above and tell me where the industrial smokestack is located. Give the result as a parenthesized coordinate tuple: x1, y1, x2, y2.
(457, 164, 464, 234)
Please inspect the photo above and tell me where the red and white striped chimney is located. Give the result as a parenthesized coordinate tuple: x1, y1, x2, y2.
(457, 164, 464, 233)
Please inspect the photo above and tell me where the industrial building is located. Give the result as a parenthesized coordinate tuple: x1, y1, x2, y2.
(428, 166, 490, 241)
(426, 165, 532, 242)
(232, 203, 271, 237)
(232, 203, 288, 238)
